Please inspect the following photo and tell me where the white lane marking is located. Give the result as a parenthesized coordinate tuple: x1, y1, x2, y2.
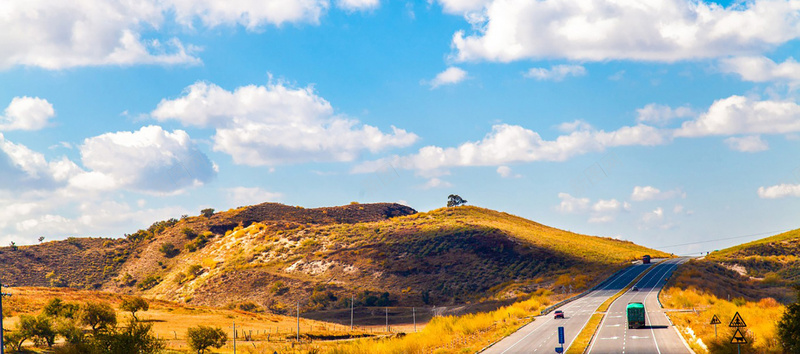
(630, 336, 650, 339)
(600, 337, 619, 340)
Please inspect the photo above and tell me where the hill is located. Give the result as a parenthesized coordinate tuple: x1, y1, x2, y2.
(0, 203, 669, 313)
(663, 228, 800, 304)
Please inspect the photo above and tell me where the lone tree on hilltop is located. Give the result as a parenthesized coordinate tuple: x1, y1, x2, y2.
(187, 325, 227, 354)
(200, 208, 215, 218)
(447, 194, 467, 207)
(120, 296, 149, 322)
(779, 286, 800, 353)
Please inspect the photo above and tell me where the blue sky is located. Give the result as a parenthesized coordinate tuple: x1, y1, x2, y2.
(2, 0, 800, 255)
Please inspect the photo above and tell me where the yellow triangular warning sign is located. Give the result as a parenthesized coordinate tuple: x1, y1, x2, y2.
(729, 312, 747, 327)
(710, 315, 721, 325)
(730, 328, 748, 344)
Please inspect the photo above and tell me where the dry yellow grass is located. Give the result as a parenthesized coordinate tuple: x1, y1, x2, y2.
(566, 313, 603, 354)
(660, 287, 784, 353)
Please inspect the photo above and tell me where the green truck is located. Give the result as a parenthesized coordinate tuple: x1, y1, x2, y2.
(627, 302, 645, 329)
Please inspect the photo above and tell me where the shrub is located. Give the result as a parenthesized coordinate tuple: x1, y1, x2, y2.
(200, 208, 215, 218)
(779, 287, 800, 352)
(182, 227, 198, 239)
(187, 325, 227, 354)
(270, 281, 289, 295)
(158, 242, 179, 258)
(137, 275, 161, 290)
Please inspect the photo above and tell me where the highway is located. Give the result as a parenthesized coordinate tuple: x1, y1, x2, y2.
(483, 263, 653, 354)
(587, 257, 691, 354)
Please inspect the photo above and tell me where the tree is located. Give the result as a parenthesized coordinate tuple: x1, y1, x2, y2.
(779, 286, 800, 353)
(447, 194, 467, 207)
(43, 298, 80, 319)
(96, 319, 165, 354)
(38, 236, 45, 243)
(187, 325, 227, 354)
(80, 302, 117, 335)
(200, 208, 215, 218)
(120, 297, 149, 322)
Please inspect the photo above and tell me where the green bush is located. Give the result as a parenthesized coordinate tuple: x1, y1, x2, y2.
(187, 325, 227, 354)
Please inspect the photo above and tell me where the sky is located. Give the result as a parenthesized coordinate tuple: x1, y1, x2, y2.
(1, 0, 800, 255)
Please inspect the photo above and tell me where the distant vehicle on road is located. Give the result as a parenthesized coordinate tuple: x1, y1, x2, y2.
(642, 255, 651, 264)
(554, 310, 564, 319)
(631, 286, 639, 291)
(627, 302, 645, 329)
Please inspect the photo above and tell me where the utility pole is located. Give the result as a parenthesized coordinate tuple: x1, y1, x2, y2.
(385, 307, 388, 333)
(232, 321, 236, 354)
(413, 307, 416, 333)
(1, 283, 10, 354)
(296, 302, 300, 342)
(350, 295, 354, 331)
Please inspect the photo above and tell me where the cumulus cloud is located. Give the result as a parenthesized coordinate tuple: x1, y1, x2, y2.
(720, 56, 800, 84)
(724, 135, 769, 152)
(636, 103, 694, 126)
(337, 0, 380, 11)
(76, 125, 216, 192)
(451, 0, 800, 63)
(355, 123, 666, 176)
(0, 0, 200, 69)
(631, 186, 685, 201)
(0, 134, 82, 190)
(152, 81, 418, 166)
(496, 165, 521, 178)
(426, 67, 468, 88)
(226, 187, 283, 207)
(758, 183, 800, 199)
(675, 95, 800, 137)
(592, 199, 622, 213)
(524, 64, 586, 81)
(556, 193, 590, 213)
(0, 97, 55, 131)
(0, 0, 344, 70)
(642, 207, 665, 223)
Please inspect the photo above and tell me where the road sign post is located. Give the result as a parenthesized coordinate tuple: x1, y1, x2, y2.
(728, 312, 747, 354)
(710, 314, 721, 338)
(555, 326, 564, 353)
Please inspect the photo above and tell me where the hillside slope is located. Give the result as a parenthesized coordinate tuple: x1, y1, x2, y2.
(1, 203, 669, 313)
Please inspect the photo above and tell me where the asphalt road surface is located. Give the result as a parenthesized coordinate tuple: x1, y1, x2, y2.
(587, 257, 691, 354)
(483, 263, 653, 354)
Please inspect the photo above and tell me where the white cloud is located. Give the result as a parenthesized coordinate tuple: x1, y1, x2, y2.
(592, 199, 621, 213)
(0, 97, 55, 131)
(451, 0, 800, 63)
(0, 0, 200, 70)
(152, 81, 418, 165)
(724, 135, 769, 152)
(720, 56, 800, 84)
(758, 183, 800, 199)
(588, 215, 615, 223)
(226, 187, 283, 207)
(0, 134, 82, 190)
(642, 207, 665, 223)
(421, 178, 453, 189)
(675, 95, 800, 137)
(0, 0, 341, 70)
(77, 126, 216, 192)
(524, 64, 586, 81)
(496, 165, 521, 178)
(427, 67, 468, 88)
(355, 123, 666, 175)
(337, 0, 380, 11)
(556, 193, 590, 213)
(636, 103, 694, 126)
(631, 186, 685, 201)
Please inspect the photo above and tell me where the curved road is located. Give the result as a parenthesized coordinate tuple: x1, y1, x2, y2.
(483, 263, 652, 354)
(587, 257, 691, 354)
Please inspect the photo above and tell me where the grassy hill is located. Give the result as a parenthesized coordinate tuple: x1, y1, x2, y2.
(0, 203, 669, 314)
